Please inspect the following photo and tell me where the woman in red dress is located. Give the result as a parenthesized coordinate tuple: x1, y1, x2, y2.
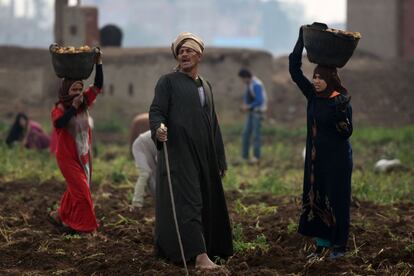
(48, 51, 103, 233)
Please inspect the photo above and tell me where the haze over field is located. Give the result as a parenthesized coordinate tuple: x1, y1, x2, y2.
(0, 0, 346, 55)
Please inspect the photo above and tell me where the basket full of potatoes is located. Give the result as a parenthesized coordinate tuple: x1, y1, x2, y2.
(49, 43, 99, 80)
(303, 22, 361, 68)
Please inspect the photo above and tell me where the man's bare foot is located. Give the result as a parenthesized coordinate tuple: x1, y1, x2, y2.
(195, 253, 219, 269)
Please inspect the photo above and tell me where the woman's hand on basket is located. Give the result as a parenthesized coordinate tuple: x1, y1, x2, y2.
(298, 25, 304, 41)
(95, 48, 103, 65)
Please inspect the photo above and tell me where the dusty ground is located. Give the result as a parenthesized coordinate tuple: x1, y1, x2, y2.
(0, 180, 413, 275)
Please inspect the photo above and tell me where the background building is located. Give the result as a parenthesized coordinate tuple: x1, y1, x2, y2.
(347, 0, 414, 59)
(55, 0, 99, 46)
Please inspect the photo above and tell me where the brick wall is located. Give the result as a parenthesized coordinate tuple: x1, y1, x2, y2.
(347, 0, 400, 58)
(0, 46, 273, 123)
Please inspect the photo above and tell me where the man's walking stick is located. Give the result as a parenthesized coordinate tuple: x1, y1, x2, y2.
(161, 123, 188, 275)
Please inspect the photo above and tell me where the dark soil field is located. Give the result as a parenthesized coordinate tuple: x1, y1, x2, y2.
(1, 180, 413, 275)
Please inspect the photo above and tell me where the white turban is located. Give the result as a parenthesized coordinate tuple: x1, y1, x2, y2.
(171, 32, 205, 59)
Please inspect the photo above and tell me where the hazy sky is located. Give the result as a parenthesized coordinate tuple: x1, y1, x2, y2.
(6, 0, 347, 23)
(291, 0, 346, 23)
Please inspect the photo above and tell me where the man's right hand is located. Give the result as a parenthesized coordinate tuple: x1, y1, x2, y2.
(156, 123, 168, 142)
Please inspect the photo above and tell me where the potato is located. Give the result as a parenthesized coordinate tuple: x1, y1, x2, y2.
(53, 45, 93, 54)
(326, 28, 361, 39)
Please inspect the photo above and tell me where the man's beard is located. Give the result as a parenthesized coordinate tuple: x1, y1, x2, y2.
(180, 62, 197, 72)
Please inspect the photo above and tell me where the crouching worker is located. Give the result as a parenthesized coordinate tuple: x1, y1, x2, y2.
(6, 113, 50, 150)
(129, 112, 150, 148)
(48, 50, 103, 234)
(131, 130, 157, 208)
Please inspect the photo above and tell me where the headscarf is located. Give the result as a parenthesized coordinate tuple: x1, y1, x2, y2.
(58, 79, 84, 109)
(171, 32, 205, 59)
(6, 113, 28, 146)
(313, 65, 348, 97)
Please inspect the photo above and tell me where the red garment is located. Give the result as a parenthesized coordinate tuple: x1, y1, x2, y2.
(51, 86, 101, 232)
(25, 121, 51, 150)
(49, 127, 58, 155)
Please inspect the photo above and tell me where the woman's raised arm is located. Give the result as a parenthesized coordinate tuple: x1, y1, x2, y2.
(289, 27, 314, 99)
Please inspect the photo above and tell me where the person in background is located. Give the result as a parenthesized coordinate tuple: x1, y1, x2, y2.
(129, 113, 150, 148)
(47, 50, 103, 234)
(289, 26, 353, 259)
(6, 113, 50, 150)
(238, 68, 267, 164)
(131, 130, 157, 209)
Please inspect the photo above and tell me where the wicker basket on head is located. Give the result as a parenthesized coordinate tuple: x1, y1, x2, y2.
(49, 43, 98, 80)
(303, 23, 361, 68)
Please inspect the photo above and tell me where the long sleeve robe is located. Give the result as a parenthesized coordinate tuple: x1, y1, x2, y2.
(149, 71, 233, 262)
(289, 37, 353, 247)
(51, 64, 103, 233)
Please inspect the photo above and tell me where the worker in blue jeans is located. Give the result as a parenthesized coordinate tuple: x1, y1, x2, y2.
(238, 69, 267, 164)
